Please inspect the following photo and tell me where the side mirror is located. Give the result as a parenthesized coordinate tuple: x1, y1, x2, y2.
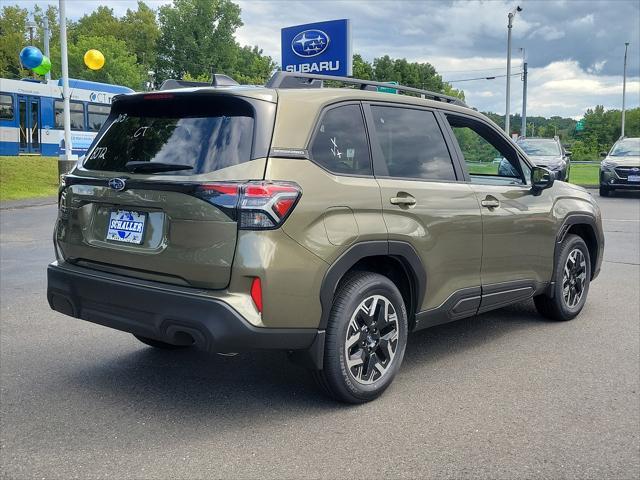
(564, 150, 572, 157)
(531, 166, 554, 192)
(600, 151, 608, 157)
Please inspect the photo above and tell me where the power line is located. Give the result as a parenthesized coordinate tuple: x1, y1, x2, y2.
(438, 66, 507, 73)
(444, 72, 523, 83)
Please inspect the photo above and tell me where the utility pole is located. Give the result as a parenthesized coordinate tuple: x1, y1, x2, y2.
(621, 42, 629, 138)
(43, 16, 51, 81)
(521, 62, 528, 137)
(505, 6, 522, 136)
(59, 0, 73, 161)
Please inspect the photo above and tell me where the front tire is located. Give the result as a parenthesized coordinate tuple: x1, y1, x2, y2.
(599, 185, 611, 197)
(313, 272, 408, 404)
(534, 234, 591, 321)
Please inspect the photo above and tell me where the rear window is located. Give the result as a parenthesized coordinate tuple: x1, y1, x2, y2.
(84, 94, 255, 175)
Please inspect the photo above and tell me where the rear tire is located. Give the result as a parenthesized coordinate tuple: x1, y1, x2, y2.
(534, 234, 591, 321)
(133, 334, 192, 350)
(599, 186, 610, 197)
(313, 272, 408, 404)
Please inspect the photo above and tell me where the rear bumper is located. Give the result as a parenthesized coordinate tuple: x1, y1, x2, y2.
(47, 261, 318, 353)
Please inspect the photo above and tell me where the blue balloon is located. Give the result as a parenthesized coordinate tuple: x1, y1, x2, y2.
(19, 46, 43, 70)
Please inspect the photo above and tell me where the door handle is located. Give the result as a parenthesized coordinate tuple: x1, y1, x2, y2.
(481, 196, 500, 209)
(390, 195, 416, 206)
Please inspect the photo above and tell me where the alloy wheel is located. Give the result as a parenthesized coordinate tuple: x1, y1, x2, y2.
(344, 295, 399, 385)
(562, 248, 587, 308)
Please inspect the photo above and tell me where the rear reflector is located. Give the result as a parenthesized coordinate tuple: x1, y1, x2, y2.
(194, 181, 301, 230)
(250, 277, 263, 313)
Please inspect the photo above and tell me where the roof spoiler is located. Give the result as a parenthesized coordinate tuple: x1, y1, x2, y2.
(265, 71, 467, 107)
(160, 74, 240, 90)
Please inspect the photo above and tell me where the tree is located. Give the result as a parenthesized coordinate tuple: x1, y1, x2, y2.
(0, 5, 29, 78)
(352, 54, 373, 80)
(50, 35, 144, 90)
(119, 2, 160, 72)
(156, 0, 243, 82)
(230, 45, 276, 85)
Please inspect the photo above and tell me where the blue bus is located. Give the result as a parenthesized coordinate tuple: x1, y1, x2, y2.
(0, 77, 133, 156)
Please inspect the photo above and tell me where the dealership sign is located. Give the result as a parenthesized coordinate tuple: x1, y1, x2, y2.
(281, 19, 352, 76)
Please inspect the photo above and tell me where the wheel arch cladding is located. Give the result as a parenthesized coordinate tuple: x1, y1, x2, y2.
(556, 214, 601, 280)
(318, 241, 426, 330)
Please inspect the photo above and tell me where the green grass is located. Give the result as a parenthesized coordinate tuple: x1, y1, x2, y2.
(569, 163, 599, 186)
(0, 156, 59, 201)
(0, 155, 601, 203)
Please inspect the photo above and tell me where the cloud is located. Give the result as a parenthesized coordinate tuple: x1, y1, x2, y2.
(529, 25, 566, 41)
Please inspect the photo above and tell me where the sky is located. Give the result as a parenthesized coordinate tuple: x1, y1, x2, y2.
(18, 0, 640, 119)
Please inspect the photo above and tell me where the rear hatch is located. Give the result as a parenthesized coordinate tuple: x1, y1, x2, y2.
(56, 89, 276, 289)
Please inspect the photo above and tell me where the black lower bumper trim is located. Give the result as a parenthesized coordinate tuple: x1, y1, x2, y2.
(47, 262, 317, 353)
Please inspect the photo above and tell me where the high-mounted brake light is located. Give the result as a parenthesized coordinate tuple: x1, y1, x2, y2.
(194, 181, 301, 230)
(142, 93, 175, 100)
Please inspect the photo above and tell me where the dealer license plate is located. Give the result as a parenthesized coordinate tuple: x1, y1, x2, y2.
(106, 210, 146, 244)
(627, 175, 640, 182)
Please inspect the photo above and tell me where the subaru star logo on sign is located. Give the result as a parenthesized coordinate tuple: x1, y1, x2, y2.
(281, 19, 352, 76)
(292, 30, 330, 57)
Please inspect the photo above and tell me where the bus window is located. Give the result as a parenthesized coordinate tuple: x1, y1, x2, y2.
(55, 100, 85, 130)
(0, 94, 13, 120)
(87, 104, 110, 132)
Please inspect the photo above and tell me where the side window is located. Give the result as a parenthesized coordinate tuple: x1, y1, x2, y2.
(0, 94, 14, 120)
(310, 104, 372, 175)
(446, 114, 523, 184)
(87, 104, 110, 132)
(55, 100, 85, 130)
(370, 106, 456, 181)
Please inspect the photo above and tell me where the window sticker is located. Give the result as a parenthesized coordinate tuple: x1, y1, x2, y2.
(330, 137, 342, 158)
(89, 146, 108, 160)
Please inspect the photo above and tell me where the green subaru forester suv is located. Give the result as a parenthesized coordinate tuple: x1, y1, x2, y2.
(47, 72, 604, 403)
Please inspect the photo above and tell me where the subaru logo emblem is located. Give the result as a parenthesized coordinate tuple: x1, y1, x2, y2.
(631, 167, 640, 172)
(291, 29, 330, 58)
(108, 178, 126, 191)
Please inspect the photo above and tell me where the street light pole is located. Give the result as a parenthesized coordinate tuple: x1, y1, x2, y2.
(59, 0, 73, 161)
(520, 48, 527, 137)
(43, 16, 51, 81)
(621, 42, 629, 138)
(505, 5, 522, 136)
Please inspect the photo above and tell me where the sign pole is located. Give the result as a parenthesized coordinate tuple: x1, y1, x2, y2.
(58, 0, 73, 161)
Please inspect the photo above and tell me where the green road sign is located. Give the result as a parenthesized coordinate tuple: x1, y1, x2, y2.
(575, 119, 585, 132)
(377, 81, 398, 94)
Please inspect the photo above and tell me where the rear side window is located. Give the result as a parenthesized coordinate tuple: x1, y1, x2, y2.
(370, 106, 456, 181)
(84, 95, 255, 175)
(310, 104, 372, 175)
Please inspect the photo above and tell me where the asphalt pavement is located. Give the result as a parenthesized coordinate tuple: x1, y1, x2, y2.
(1, 192, 638, 479)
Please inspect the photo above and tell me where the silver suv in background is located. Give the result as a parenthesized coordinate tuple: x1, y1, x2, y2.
(600, 137, 640, 196)
(516, 137, 571, 181)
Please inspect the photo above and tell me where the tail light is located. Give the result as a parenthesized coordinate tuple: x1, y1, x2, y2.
(194, 181, 301, 230)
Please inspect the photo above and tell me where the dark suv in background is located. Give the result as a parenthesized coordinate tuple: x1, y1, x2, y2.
(47, 72, 604, 403)
(600, 137, 640, 196)
(516, 137, 571, 181)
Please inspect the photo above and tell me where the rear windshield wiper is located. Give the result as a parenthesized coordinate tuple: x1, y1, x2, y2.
(124, 161, 193, 173)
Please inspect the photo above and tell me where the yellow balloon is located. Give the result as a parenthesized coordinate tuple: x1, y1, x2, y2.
(84, 49, 105, 70)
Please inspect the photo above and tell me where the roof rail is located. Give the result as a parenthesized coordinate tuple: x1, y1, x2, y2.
(265, 71, 467, 107)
